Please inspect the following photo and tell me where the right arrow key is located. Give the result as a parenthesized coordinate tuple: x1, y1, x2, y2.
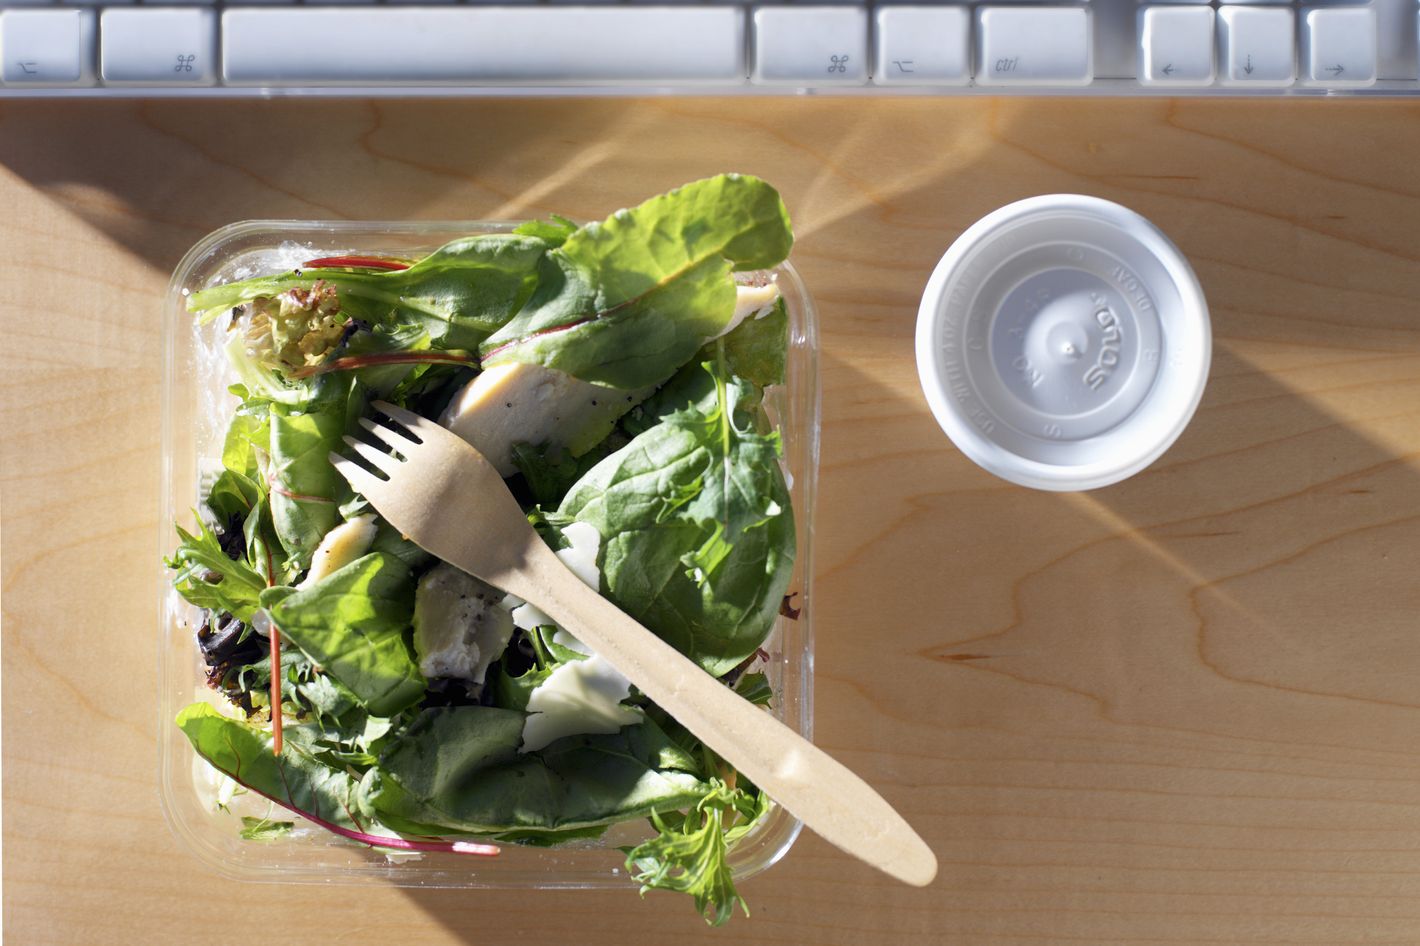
(1302, 7, 1377, 87)
(1218, 7, 1294, 87)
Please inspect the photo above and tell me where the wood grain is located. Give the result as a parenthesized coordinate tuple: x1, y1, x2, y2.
(4, 97, 1420, 945)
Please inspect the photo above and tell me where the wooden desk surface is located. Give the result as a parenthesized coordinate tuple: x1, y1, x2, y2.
(5, 98, 1420, 945)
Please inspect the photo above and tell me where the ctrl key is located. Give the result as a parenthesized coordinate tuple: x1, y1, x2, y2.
(0, 10, 96, 86)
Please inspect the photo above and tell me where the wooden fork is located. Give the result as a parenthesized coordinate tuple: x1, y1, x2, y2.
(332, 400, 937, 888)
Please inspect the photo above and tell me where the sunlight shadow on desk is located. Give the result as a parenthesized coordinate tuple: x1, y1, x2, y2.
(820, 331, 1420, 927)
(0, 99, 662, 274)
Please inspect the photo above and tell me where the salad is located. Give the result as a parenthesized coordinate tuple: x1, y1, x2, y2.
(166, 175, 800, 925)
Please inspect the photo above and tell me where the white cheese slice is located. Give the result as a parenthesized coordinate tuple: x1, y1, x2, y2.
(513, 521, 641, 750)
(510, 521, 601, 634)
(439, 283, 775, 479)
(439, 362, 645, 478)
(520, 655, 643, 752)
(715, 282, 781, 339)
(298, 514, 378, 589)
(413, 562, 515, 685)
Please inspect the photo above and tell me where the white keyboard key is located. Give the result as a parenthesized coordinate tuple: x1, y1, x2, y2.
(1139, 6, 1214, 85)
(101, 9, 216, 84)
(874, 6, 969, 85)
(1302, 7, 1377, 86)
(1218, 6, 1295, 86)
(223, 8, 746, 84)
(1373, 0, 1415, 79)
(0, 10, 94, 85)
(752, 7, 868, 85)
(975, 7, 1092, 86)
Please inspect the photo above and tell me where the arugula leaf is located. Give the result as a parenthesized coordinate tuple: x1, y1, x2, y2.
(189, 234, 550, 351)
(556, 356, 795, 675)
(176, 702, 368, 832)
(167, 517, 267, 622)
(480, 175, 793, 390)
(622, 780, 764, 927)
(240, 816, 294, 841)
(261, 552, 425, 718)
(366, 706, 710, 835)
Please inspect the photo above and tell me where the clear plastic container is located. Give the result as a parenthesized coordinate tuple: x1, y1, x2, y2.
(158, 220, 819, 887)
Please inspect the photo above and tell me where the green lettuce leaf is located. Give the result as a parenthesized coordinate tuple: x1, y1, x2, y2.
(365, 706, 710, 835)
(261, 552, 425, 717)
(480, 175, 793, 390)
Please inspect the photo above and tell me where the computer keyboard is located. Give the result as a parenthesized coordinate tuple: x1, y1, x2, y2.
(0, 0, 1414, 94)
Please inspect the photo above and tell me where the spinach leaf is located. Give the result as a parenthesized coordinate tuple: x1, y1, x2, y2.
(492, 662, 551, 712)
(221, 410, 268, 481)
(366, 706, 710, 835)
(311, 321, 440, 398)
(176, 702, 368, 832)
(732, 672, 773, 707)
(206, 470, 261, 527)
(261, 552, 425, 718)
(557, 356, 795, 675)
(189, 235, 550, 351)
(712, 296, 788, 389)
(206, 411, 269, 526)
(480, 175, 793, 390)
(510, 438, 623, 509)
(268, 406, 344, 566)
(512, 215, 579, 247)
(167, 517, 267, 622)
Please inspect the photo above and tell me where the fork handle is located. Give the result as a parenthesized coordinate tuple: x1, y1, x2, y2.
(509, 552, 938, 888)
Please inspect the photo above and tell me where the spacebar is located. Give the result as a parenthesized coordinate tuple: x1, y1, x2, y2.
(222, 7, 747, 84)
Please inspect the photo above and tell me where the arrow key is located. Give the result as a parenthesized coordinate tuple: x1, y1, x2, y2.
(1302, 8, 1376, 87)
(1139, 6, 1213, 87)
(1219, 7, 1294, 87)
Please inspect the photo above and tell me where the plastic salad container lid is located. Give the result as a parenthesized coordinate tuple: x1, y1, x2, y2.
(915, 195, 1211, 491)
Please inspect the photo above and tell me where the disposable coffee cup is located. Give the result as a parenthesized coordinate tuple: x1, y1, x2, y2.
(915, 195, 1211, 491)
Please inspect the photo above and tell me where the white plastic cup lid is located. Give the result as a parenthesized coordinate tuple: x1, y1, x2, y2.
(916, 195, 1211, 491)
